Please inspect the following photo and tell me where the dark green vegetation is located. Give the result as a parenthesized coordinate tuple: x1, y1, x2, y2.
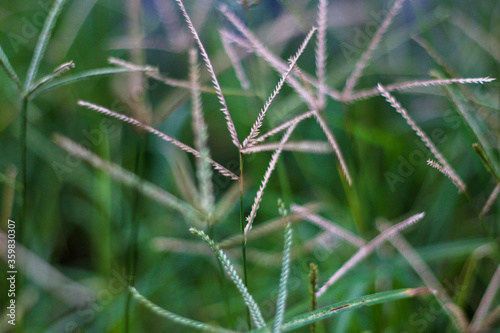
(0, 0, 499, 332)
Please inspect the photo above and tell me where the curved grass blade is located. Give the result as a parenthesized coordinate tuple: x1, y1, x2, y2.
(0, 45, 22, 92)
(250, 288, 431, 333)
(25, 0, 68, 91)
(129, 287, 236, 333)
(31, 67, 155, 98)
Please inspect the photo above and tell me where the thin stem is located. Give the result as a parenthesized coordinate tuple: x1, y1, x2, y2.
(239, 152, 250, 330)
(124, 134, 147, 333)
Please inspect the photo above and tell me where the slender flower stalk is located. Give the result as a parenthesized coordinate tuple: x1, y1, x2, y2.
(176, 0, 241, 148)
(313, 111, 352, 185)
(342, 0, 405, 99)
(291, 204, 365, 248)
(315, 0, 328, 109)
(243, 27, 317, 148)
(316, 212, 425, 297)
(480, 183, 500, 217)
(346, 77, 495, 102)
(220, 5, 320, 109)
(78, 101, 239, 181)
(190, 228, 266, 328)
(220, 30, 250, 90)
(251, 110, 316, 146)
(273, 215, 293, 333)
(245, 122, 298, 238)
(377, 222, 468, 331)
(378, 84, 466, 193)
(189, 49, 215, 218)
(470, 264, 500, 332)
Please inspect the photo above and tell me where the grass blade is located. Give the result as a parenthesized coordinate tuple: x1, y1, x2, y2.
(129, 287, 236, 333)
(25, 0, 67, 91)
(31, 67, 155, 98)
(190, 227, 266, 328)
(249, 288, 432, 332)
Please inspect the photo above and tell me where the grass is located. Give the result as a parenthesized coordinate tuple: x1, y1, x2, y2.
(0, 0, 499, 332)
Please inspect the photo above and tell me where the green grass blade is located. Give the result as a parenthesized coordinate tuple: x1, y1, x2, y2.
(30, 67, 154, 98)
(190, 227, 266, 328)
(250, 288, 432, 333)
(129, 287, 236, 333)
(0, 45, 22, 92)
(25, 0, 67, 91)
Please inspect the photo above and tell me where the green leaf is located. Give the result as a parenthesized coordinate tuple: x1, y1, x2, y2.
(249, 288, 432, 332)
(25, 0, 68, 91)
(30, 67, 153, 98)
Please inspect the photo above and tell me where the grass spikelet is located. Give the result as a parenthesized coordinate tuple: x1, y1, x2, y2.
(273, 201, 293, 333)
(313, 111, 352, 185)
(315, 0, 328, 109)
(219, 5, 319, 109)
(176, 0, 241, 149)
(245, 121, 298, 238)
(129, 287, 235, 333)
(189, 227, 266, 328)
(251, 110, 316, 146)
(189, 48, 215, 218)
(77, 100, 239, 181)
(346, 77, 495, 102)
(316, 212, 425, 297)
(291, 204, 365, 248)
(342, 0, 405, 98)
(221, 30, 250, 90)
(243, 27, 317, 148)
(377, 84, 466, 193)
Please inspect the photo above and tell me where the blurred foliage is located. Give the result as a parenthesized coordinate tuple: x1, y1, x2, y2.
(0, 0, 499, 332)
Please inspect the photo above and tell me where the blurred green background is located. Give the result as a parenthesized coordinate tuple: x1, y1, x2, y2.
(0, 0, 499, 332)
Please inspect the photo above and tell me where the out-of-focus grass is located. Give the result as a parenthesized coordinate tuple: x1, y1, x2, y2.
(0, 0, 499, 332)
